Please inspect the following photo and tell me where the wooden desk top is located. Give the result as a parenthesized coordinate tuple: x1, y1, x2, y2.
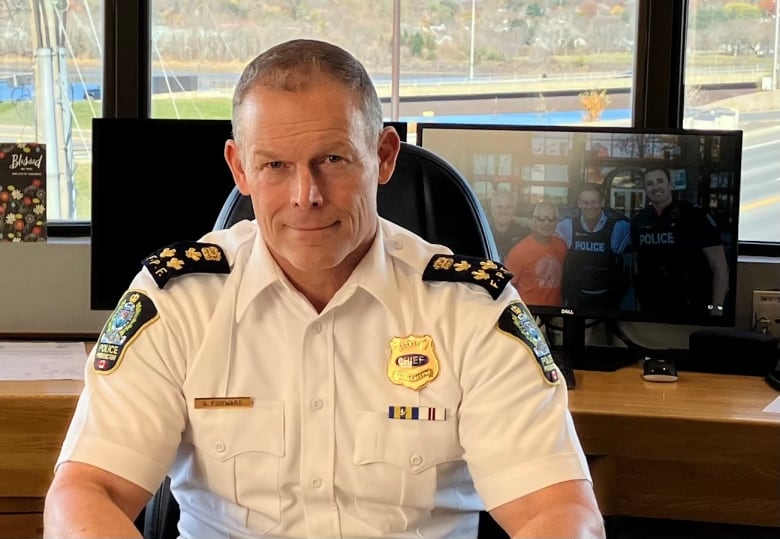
(569, 364, 780, 425)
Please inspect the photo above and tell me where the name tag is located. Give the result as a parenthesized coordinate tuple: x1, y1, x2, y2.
(194, 397, 254, 409)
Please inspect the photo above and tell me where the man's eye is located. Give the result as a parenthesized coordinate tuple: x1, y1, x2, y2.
(265, 161, 283, 170)
(325, 155, 343, 164)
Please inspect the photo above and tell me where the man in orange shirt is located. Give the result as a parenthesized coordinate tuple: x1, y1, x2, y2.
(505, 201, 568, 306)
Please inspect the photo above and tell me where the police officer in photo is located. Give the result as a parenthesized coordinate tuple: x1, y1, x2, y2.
(43, 40, 604, 539)
(555, 184, 631, 311)
(630, 168, 729, 316)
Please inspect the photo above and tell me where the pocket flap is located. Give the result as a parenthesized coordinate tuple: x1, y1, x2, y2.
(353, 410, 461, 473)
(192, 400, 284, 461)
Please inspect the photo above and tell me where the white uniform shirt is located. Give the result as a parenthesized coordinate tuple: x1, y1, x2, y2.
(58, 218, 591, 539)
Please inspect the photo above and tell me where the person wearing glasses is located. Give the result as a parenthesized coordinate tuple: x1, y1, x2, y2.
(630, 167, 729, 316)
(43, 39, 604, 539)
(504, 201, 568, 306)
(555, 184, 631, 311)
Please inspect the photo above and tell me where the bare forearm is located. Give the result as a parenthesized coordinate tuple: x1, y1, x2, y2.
(510, 503, 605, 539)
(44, 483, 142, 539)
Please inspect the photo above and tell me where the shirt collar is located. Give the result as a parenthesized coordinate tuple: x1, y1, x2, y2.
(579, 211, 608, 232)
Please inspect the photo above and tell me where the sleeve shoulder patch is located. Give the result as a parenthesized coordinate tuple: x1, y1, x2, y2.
(142, 241, 230, 289)
(422, 254, 512, 300)
(94, 290, 159, 374)
(496, 301, 560, 385)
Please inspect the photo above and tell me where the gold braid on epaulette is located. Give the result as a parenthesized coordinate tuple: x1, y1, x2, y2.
(142, 241, 230, 289)
(422, 253, 512, 300)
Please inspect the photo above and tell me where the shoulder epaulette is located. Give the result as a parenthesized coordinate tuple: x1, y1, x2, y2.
(142, 241, 230, 289)
(422, 253, 513, 300)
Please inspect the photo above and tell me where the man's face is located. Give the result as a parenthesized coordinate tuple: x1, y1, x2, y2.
(577, 189, 604, 222)
(643, 170, 673, 207)
(224, 74, 399, 278)
(490, 195, 515, 227)
(532, 206, 557, 238)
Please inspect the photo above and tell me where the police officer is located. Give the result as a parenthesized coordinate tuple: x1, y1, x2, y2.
(630, 168, 729, 316)
(556, 184, 631, 311)
(44, 40, 604, 539)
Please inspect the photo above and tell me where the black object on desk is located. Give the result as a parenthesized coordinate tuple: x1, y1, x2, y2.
(642, 356, 679, 382)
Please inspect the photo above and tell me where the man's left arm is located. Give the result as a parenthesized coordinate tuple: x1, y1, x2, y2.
(703, 244, 729, 312)
(489, 479, 605, 539)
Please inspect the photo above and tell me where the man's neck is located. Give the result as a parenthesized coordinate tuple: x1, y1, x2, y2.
(271, 236, 375, 314)
(532, 232, 553, 244)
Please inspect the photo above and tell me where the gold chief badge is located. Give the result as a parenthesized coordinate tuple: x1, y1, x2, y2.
(387, 335, 440, 390)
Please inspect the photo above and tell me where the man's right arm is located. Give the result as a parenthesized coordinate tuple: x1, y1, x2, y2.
(44, 461, 152, 539)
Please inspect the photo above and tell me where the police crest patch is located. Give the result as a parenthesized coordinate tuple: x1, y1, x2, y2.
(422, 254, 512, 300)
(496, 301, 559, 385)
(142, 241, 230, 289)
(93, 290, 159, 374)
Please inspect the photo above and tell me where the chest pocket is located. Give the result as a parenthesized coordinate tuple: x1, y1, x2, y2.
(351, 410, 462, 534)
(189, 400, 284, 534)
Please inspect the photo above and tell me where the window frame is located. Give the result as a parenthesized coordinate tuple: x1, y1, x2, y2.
(46, 0, 779, 257)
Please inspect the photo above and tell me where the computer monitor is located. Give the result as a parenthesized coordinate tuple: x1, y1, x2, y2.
(416, 122, 742, 367)
(90, 118, 408, 311)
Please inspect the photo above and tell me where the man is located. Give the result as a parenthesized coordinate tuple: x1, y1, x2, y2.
(504, 201, 568, 307)
(486, 189, 530, 261)
(44, 39, 604, 539)
(630, 168, 729, 316)
(555, 184, 631, 311)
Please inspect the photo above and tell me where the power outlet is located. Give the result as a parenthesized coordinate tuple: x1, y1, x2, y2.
(753, 290, 780, 337)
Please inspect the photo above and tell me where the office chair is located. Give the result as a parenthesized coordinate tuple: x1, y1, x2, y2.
(137, 141, 506, 539)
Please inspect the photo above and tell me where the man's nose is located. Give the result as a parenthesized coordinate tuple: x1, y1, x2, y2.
(291, 167, 324, 208)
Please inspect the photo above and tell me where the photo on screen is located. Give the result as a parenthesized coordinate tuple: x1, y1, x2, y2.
(416, 123, 742, 328)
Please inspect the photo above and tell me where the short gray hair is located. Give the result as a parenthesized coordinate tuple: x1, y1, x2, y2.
(231, 39, 383, 146)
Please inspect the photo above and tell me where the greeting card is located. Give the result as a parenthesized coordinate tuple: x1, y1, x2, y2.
(0, 143, 47, 242)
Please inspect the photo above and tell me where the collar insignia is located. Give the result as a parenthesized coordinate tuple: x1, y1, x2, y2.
(387, 335, 440, 390)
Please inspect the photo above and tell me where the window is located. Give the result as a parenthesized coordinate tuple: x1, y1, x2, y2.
(0, 0, 103, 228)
(11, 0, 780, 252)
(148, 1, 637, 130)
(685, 0, 780, 246)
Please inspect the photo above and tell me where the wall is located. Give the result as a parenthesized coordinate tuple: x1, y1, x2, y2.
(0, 239, 109, 336)
(0, 239, 778, 341)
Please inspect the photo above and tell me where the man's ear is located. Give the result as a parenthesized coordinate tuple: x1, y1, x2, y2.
(377, 126, 401, 186)
(225, 138, 250, 195)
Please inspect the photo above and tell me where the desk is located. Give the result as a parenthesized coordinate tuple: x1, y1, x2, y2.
(1, 361, 778, 538)
(570, 365, 780, 527)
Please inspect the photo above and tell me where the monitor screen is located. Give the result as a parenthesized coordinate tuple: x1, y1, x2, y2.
(90, 118, 409, 311)
(416, 122, 742, 338)
(90, 118, 236, 310)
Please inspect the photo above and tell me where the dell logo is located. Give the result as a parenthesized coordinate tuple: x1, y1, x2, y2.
(561, 308, 575, 315)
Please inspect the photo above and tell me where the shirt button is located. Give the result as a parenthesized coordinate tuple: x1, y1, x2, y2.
(391, 239, 402, 250)
(312, 322, 322, 334)
(215, 441, 226, 453)
(410, 454, 423, 466)
(310, 476, 323, 488)
(311, 398, 324, 410)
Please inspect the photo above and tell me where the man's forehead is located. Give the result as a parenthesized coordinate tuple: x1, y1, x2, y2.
(645, 170, 667, 182)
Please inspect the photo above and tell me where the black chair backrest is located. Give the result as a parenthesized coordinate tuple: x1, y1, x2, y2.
(214, 142, 499, 260)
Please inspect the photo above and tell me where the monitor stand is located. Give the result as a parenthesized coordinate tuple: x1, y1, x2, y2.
(560, 317, 639, 372)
